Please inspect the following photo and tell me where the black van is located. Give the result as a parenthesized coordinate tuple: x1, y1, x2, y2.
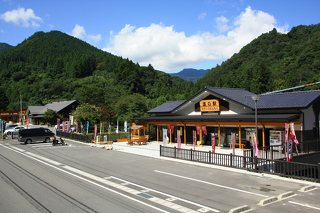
(18, 128, 55, 144)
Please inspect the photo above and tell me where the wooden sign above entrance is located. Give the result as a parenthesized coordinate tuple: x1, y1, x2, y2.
(200, 99, 220, 112)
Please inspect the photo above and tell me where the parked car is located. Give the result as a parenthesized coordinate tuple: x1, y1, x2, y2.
(5, 124, 18, 130)
(4, 126, 25, 135)
(18, 128, 55, 144)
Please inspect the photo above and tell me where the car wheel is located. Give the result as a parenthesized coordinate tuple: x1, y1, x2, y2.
(25, 139, 32, 144)
(45, 138, 50, 143)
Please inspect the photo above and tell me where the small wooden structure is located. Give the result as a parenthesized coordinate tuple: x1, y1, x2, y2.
(128, 123, 148, 145)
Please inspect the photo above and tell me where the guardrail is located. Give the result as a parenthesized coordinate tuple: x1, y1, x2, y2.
(160, 145, 320, 182)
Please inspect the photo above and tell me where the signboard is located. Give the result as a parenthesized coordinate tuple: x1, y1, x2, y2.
(200, 99, 220, 112)
(269, 130, 282, 146)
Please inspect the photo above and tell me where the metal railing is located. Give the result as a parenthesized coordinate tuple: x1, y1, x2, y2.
(160, 145, 320, 182)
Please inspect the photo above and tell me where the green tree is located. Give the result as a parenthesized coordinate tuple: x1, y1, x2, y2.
(113, 94, 148, 122)
(44, 109, 59, 126)
(73, 103, 101, 124)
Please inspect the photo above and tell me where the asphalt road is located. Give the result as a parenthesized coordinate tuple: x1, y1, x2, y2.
(0, 138, 319, 213)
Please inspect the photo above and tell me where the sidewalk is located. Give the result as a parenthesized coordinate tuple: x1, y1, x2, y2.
(112, 141, 245, 158)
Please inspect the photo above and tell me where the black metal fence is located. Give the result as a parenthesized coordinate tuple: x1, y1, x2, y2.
(56, 131, 130, 143)
(56, 131, 93, 143)
(160, 145, 320, 182)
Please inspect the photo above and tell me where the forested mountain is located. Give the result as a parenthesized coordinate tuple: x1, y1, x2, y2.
(196, 24, 320, 94)
(0, 31, 195, 120)
(1, 24, 320, 121)
(0, 43, 12, 53)
(171, 68, 209, 82)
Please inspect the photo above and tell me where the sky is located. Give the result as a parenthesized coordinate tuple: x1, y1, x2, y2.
(0, 0, 319, 73)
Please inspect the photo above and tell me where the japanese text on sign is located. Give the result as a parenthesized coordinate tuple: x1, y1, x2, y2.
(200, 99, 220, 112)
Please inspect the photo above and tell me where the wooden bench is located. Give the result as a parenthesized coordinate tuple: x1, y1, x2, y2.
(128, 136, 148, 145)
(230, 143, 245, 149)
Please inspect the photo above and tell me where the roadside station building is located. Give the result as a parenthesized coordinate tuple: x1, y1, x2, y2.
(27, 100, 79, 125)
(137, 87, 320, 149)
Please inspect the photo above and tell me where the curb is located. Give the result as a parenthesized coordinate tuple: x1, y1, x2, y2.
(258, 196, 278, 206)
(277, 191, 295, 200)
(299, 185, 317, 192)
(228, 205, 251, 213)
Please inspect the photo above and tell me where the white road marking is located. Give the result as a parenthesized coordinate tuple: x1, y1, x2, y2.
(2, 144, 220, 212)
(154, 170, 268, 198)
(30, 144, 53, 148)
(65, 167, 219, 212)
(288, 201, 320, 210)
(25, 152, 62, 166)
(0, 144, 170, 213)
(10, 146, 25, 152)
(111, 176, 220, 212)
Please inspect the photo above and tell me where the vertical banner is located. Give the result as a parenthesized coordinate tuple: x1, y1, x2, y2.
(26, 119, 29, 129)
(162, 128, 168, 145)
(86, 121, 89, 134)
(124, 121, 128, 133)
(100, 122, 102, 135)
(56, 118, 60, 131)
(177, 130, 181, 149)
(201, 126, 207, 135)
(116, 120, 119, 133)
(67, 120, 71, 132)
(231, 132, 235, 155)
(94, 124, 97, 141)
(211, 133, 216, 153)
(285, 123, 289, 161)
(252, 133, 259, 157)
(196, 126, 201, 135)
(63, 121, 66, 132)
(193, 130, 197, 149)
(75, 120, 78, 133)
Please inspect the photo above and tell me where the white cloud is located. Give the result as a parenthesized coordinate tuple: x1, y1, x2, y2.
(198, 12, 207, 20)
(216, 16, 230, 32)
(70, 24, 101, 45)
(0, 8, 42, 27)
(105, 6, 288, 73)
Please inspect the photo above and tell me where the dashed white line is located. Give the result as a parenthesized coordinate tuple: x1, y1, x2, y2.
(288, 201, 320, 210)
(154, 170, 268, 198)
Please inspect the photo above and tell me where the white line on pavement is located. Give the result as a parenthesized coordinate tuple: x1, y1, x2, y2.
(154, 170, 268, 198)
(25, 151, 62, 166)
(111, 176, 220, 212)
(288, 201, 320, 210)
(0, 144, 170, 213)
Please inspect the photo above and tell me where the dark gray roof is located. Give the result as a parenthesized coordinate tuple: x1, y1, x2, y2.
(148, 101, 185, 113)
(258, 90, 320, 109)
(45, 100, 77, 112)
(27, 100, 77, 115)
(27, 106, 46, 115)
(147, 87, 320, 114)
(206, 87, 256, 108)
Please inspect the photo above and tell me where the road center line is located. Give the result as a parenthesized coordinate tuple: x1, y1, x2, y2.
(154, 170, 268, 198)
(288, 201, 320, 210)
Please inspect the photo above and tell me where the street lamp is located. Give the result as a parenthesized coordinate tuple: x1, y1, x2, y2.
(251, 95, 260, 141)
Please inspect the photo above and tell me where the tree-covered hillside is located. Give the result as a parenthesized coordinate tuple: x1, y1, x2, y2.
(0, 42, 12, 53)
(0, 31, 195, 120)
(196, 24, 320, 93)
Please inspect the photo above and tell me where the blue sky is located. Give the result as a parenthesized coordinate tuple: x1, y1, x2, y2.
(1, 0, 319, 73)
